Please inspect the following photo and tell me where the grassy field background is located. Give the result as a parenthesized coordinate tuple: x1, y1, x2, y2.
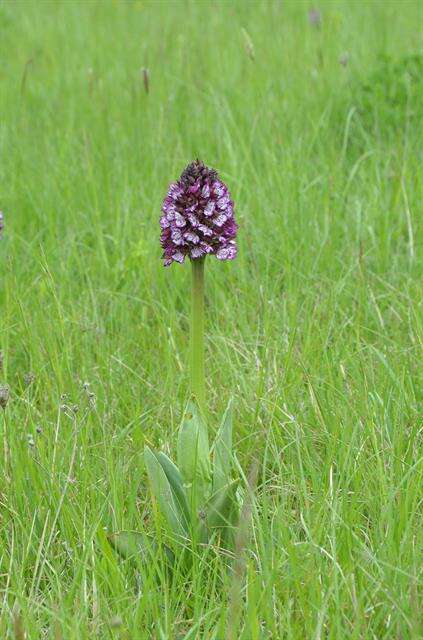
(1, 1, 422, 638)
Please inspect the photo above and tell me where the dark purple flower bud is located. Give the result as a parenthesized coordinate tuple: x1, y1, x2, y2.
(0, 212, 4, 239)
(160, 160, 237, 266)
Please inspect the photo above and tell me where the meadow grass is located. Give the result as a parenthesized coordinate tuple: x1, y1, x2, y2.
(1, 1, 422, 638)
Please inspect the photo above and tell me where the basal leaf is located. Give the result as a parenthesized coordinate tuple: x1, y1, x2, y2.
(108, 530, 175, 571)
(144, 446, 186, 538)
(212, 398, 233, 495)
(155, 451, 190, 528)
(206, 479, 239, 531)
(176, 399, 211, 504)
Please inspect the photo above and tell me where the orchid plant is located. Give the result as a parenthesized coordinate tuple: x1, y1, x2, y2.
(110, 161, 239, 568)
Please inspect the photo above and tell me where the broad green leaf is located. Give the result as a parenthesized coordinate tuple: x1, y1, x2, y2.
(97, 527, 118, 564)
(96, 528, 126, 590)
(108, 530, 145, 558)
(144, 446, 186, 538)
(177, 399, 211, 495)
(107, 530, 175, 567)
(206, 479, 239, 530)
(108, 531, 148, 559)
(212, 399, 233, 495)
(155, 452, 190, 528)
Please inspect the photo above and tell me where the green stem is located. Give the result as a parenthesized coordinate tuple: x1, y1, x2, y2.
(191, 257, 205, 411)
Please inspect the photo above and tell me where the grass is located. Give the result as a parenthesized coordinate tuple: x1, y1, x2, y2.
(1, 0, 422, 638)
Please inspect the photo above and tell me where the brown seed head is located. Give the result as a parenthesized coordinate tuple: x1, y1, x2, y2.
(0, 385, 10, 409)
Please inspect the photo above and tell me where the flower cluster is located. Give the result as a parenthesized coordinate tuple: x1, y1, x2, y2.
(160, 161, 237, 266)
(0, 212, 4, 239)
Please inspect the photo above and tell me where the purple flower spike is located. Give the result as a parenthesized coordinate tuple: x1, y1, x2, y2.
(0, 212, 4, 239)
(160, 160, 237, 266)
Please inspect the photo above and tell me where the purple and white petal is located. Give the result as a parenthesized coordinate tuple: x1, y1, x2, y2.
(187, 213, 199, 227)
(199, 241, 214, 254)
(216, 246, 229, 260)
(162, 198, 177, 215)
(160, 215, 170, 229)
(217, 195, 230, 209)
(174, 211, 186, 227)
(198, 224, 213, 236)
(214, 213, 227, 227)
(201, 183, 210, 198)
(191, 246, 205, 259)
(204, 201, 215, 217)
(184, 231, 200, 244)
(217, 242, 237, 260)
(212, 180, 225, 197)
(168, 183, 183, 200)
(172, 251, 185, 263)
(222, 218, 237, 238)
(188, 179, 201, 194)
(171, 229, 185, 245)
